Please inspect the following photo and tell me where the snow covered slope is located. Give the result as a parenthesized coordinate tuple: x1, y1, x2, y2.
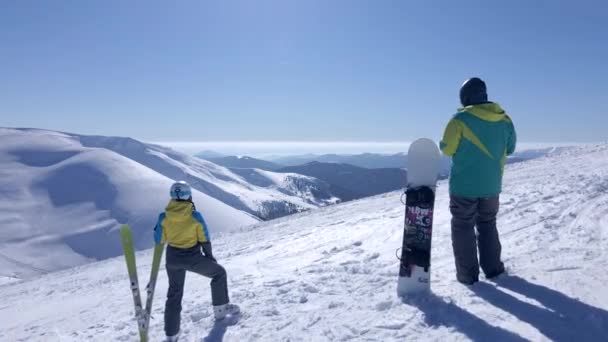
(2, 144, 607, 341)
(0, 128, 258, 278)
(229, 168, 339, 218)
(78, 133, 336, 219)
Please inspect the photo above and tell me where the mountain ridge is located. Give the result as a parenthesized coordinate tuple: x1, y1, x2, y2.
(0, 128, 337, 278)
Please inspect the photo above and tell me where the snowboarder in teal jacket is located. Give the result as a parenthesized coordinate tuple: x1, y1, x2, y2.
(440, 77, 516, 285)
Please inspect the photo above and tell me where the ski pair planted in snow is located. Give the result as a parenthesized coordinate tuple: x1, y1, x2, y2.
(120, 224, 165, 342)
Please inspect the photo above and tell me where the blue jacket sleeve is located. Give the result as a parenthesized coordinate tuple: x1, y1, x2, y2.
(506, 118, 517, 155)
(192, 211, 211, 242)
(154, 213, 166, 244)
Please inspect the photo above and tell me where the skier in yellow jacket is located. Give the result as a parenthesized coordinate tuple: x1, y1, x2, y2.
(154, 181, 240, 341)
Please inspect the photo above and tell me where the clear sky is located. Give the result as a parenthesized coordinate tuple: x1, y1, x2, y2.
(1, 0, 607, 149)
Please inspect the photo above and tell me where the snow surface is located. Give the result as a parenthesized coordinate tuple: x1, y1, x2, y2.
(230, 168, 339, 209)
(2, 144, 608, 341)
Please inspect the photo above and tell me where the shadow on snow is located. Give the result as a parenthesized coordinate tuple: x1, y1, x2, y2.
(201, 314, 240, 342)
(402, 292, 526, 341)
(473, 275, 608, 342)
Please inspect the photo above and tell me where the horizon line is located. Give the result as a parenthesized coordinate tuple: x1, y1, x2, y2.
(153, 140, 594, 145)
(152, 141, 595, 157)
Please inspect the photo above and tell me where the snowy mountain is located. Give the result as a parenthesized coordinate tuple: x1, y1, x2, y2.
(196, 150, 227, 159)
(269, 152, 408, 169)
(2, 143, 607, 341)
(76, 134, 336, 219)
(201, 152, 407, 170)
(227, 168, 339, 219)
(276, 162, 407, 201)
(237, 149, 557, 176)
(201, 155, 283, 171)
(197, 156, 410, 202)
(0, 128, 337, 278)
(0, 128, 258, 279)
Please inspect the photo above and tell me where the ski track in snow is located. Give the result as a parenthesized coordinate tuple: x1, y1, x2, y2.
(1, 145, 608, 341)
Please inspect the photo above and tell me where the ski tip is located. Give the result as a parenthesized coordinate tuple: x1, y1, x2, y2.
(120, 225, 133, 237)
(120, 224, 134, 244)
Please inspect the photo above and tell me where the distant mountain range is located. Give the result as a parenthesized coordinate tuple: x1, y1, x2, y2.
(276, 162, 407, 201)
(200, 153, 410, 171)
(195, 148, 567, 204)
(202, 155, 283, 171)
(75, 136, 339, 221)
(270, 153, 408, 169)
(197, 154, 411, 202)
(198, 148, 565, 175)
(196, 150, 227, 159)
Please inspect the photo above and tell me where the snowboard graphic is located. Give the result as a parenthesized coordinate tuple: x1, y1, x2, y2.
(397, 138, 440, 296)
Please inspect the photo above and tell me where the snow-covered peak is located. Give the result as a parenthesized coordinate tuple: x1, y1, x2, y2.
(75, 131, 334, 219)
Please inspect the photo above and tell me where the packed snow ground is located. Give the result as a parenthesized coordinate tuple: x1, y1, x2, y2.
(1, 144, 608, 341)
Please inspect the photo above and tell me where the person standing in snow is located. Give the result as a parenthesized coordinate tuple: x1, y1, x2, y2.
(440, 77, 516, 285)
(154, 181, 240, 341)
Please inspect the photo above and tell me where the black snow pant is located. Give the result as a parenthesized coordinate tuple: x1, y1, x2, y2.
(450, 195, 504, 284)
(164, 244, 229, 336)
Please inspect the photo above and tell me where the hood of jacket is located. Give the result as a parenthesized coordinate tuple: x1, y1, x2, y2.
(164, 200, 194, 222)
(458, 102, 508, 122)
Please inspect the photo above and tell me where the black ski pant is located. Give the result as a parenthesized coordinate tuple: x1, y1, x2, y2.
(450, 195, 504, 283)
(164, 244, 229, 336)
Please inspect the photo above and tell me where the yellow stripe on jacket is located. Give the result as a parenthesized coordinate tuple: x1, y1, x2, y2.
(154, 200, 210, 248)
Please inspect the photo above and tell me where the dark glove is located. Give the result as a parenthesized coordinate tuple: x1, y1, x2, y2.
(200, 242, 217, 262)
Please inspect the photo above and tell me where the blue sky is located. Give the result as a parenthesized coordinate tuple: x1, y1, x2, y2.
(1, 0, 607, 151)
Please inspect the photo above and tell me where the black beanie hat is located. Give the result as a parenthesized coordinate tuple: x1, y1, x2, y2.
(460, 77, 488, 106)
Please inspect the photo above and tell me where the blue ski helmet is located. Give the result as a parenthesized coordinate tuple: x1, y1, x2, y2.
(170, 181, 192, 200)
(460, 77, 488, 106)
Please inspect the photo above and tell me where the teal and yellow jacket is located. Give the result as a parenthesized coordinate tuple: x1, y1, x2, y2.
(440, 102, 516, 198)
(154, 200, 210, 248)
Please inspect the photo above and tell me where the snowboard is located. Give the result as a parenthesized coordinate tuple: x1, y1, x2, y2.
(397, 138, 440, 296)
(120, 224, 165, 342)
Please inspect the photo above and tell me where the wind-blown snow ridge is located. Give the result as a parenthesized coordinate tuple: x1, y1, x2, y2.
(1, 143, 607, 341)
